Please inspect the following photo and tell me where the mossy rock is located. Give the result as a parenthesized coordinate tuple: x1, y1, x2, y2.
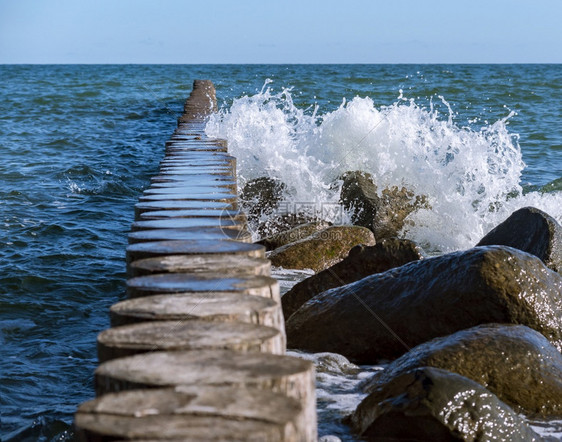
(268, 226, 375, 272)
(282, 239, 424, 319)
(362, 323, 562, 417)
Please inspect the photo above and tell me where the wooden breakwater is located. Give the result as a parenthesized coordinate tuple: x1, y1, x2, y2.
(74, 80, 317, 441)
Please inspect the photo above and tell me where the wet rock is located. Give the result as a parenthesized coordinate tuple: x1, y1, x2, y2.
(362, 324, 562, 417)
(241, 177, 286, 221)
(286, 245, 562, 363)
(477, 206, 562, 273)
(256, 213, 319, 239)
(348, 367, 541, 441)
(339, 171, 378, 229)
(339, 171, 428, 240)
(269, 226, 375, 272)
(282, 239, 424, 319)
(289, 351, 360, 376)
(258, 220, 332, 251)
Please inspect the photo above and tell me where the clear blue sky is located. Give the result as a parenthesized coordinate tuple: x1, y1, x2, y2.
(1, 0, 560, 63)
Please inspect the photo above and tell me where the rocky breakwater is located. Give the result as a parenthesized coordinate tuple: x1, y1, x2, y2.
(283, 204, 562, 440)
(74, 80, 317, 441)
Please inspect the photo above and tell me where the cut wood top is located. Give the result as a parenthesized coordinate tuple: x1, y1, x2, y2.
(95, 349, 314, 391)
(150, 172, 233, 180)
(128, 228, 251, 244)
(97, 320, 283, 362)
(158, 152, 235, 162)
(128, 254, 269, 277)
(75, 386, 304, 442)
(126, 239, 265, 260)
(109, 292, 280, 327)
(138, 193, 237, 203)
(138, 209, 243, 220)
(143, 186, 236, 196)
(135, 200, 233, 211)
(126, 273, 279, 300)
(131, 218, 245, 231)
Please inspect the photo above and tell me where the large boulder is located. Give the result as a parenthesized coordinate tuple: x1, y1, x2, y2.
(286, 245, 562, 363)
(282, 239, 424, 319)
(362, 324, 562, 417)
(339, 171, 428, 240)
(240, 177, 286, 222)
(477, 206, 562, 273)
(258, 221, 332, 251)
(269, 226, 375, 272)
(348, 367, 541, 441)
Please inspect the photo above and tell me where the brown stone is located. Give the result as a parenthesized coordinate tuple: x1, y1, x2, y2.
(282, 239, 424, 319)
(268, 225, 375, 272)
(362, 323, 562, 417)
(257, 221, 332, 251)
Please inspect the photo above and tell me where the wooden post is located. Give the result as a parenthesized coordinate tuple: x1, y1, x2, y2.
(109, 292, 283, 330)
(95, 349, 317, 441)
(75, 386, 307, 441)
(97, 320, 284, 362)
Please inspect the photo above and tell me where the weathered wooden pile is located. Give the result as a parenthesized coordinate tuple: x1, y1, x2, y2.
(74, 80, 317, 441)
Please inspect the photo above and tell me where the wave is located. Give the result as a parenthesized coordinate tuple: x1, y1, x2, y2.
(206, 83, 562, 252)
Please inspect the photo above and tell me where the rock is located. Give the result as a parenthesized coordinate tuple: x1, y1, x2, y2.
(362, 324, 562, 417)
(255, 213, 320, 239)
(339, 171, 378, 229)
(282, 239, 424, 319)
(339, 171, 428, 240)
(318, 436, 342, 442)
(268, 226, 376, 272)
(258, 221, 332, 251)
(289, 351, 360, 378)
(286, 245, 562, 363)
(240, 177, 286, 222)
(477, 206, 562, 273)
(348, 367, 541, 441)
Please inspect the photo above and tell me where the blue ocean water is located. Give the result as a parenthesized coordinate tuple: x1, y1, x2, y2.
(0, 64, 561, 440)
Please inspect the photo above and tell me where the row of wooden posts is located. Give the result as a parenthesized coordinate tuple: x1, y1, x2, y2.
(74, 80, 317, 441)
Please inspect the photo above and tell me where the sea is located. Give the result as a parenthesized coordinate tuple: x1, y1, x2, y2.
(0, 64, 561, 441)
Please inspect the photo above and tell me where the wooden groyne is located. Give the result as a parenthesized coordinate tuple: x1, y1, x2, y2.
(74, 80, 317, 441)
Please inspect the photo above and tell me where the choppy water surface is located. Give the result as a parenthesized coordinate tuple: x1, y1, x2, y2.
(0, 64, 561, 440)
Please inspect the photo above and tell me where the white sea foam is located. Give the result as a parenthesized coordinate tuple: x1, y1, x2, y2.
(206, 84, 562, 252)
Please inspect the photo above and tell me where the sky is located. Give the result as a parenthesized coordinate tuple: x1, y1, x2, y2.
(0, 0, 561, 64)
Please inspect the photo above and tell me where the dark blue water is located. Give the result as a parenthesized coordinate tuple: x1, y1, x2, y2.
(0, 64, 560, 440)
